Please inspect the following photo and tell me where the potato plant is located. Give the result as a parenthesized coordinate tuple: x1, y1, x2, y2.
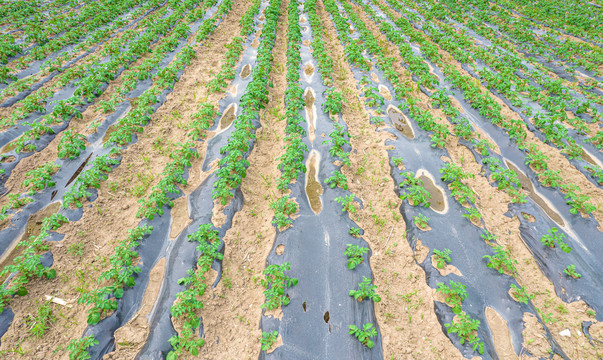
(58, 130, 87, 160)
(433, 248, 451, 269)
(348, 323, 377, 349)
(345, 244, 368, 269)
(260, 330, 279, 352)
(349, 277, 381, 302)
(436, 281, 467, 314)
(445, 312, 484, 354)
(261, 262, 298, 311)
(21, 162, 60, 195)
(483, 246, 517, 275)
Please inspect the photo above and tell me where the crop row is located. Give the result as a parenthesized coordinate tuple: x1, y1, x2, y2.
(377, 0, 600, 214)
(0, 2, 231, 355)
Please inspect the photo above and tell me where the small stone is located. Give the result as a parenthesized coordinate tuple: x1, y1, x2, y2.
(559, 329, 571, 337)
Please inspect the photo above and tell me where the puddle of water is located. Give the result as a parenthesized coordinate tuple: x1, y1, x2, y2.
(387, 105, 414, 139)
(217, 104, 237, 132)
(0, 202, 61, 268)
(505, 160, 565, 226)
(1, 140, 18, 155)
(304, 87, 316, 143)
(305, 150, 323, 214)
(417, 169, 447, 213)
(378, 85, 392, 101)
(304, 63, 314, 77)
(240, 64, 251, 79)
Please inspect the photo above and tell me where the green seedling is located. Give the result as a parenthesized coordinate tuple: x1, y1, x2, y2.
(22, 162, 60, 195)
(58, 130, 87, 160)
(349, 277, 381, 302)
(325, 170, 348, 190)
(335, 195, 357, 214)
(349, 227, 361, 237)
(66, 335, 98, 360)
(436, 281, 467, 314)
(345, 244, 368, 269)
(463, 207, 482, 223)
(445, 312, 484, 354)
(540, 227, 571, 253)
(348, 323, 377, 348)
(261, 263, 298, 310)
(510, 284, 533, 305)
(392, 157, 404, 167)
(433, 248, 451, 269)
(260, 330, 278, 352)
(563, 264, 581, 279)
(270, 196, 298, 229)
(484, 246, 517, 275)
(413, 213, 429, 229)
(25, 301, 56, 338)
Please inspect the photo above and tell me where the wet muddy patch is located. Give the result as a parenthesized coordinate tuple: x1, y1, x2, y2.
(305, 150, 322, 214)
(0, 140, 18, 155)
(417, 169, 447, 214)
(217, 103, 237, 132)
(240, 64, 251, 79)
(304, 87, 316, 143)
(251, 30, 262, 48)
(387, 105, 414, 139)
(304, 63, 314, 77)
(505, 159, 565, 227)
(169, 197, 190, 240)
(378, 85, 391, 100)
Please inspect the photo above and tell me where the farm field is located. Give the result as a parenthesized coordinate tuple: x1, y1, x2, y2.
(0, 0, 602, 358)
